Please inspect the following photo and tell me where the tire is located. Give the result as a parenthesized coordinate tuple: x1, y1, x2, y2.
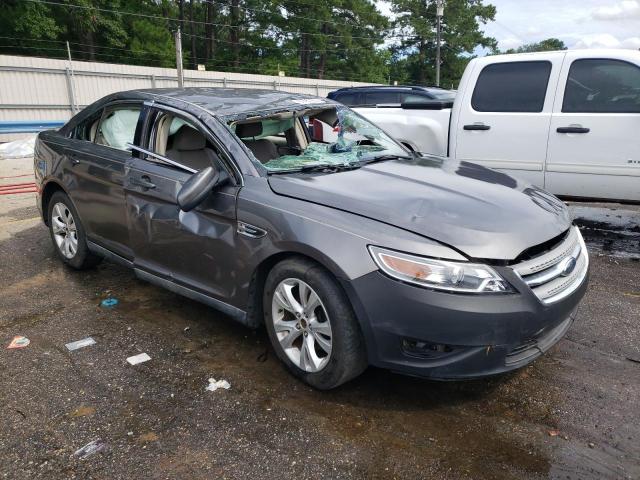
(47, 191, 101, 270)
(263, 257, 367, 390)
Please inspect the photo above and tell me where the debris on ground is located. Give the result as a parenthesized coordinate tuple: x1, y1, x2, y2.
(100, 298, 119, 308)
(206, 378, 231, 391)
(548, 430, 560, 437)
(65, 337, 96, 351)
(70, 406, 96, 417)
(626, 357, 640, 364)
(74, 439, 107, 459)
(588, 442, 595, 449)
(6, 336, 30, 349)
(126, 353, 151, 365)
(0, 136, 36, 159)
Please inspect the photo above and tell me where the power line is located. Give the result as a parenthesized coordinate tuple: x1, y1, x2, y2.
(25, 0, 399, 41)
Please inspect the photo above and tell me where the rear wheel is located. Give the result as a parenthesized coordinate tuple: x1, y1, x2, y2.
(47, 191, 101, 269)
(263, 258, 367, 389)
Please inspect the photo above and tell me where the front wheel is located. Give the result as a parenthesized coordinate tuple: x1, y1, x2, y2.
(263, 258, 367, 390)
(47, 191, 101, 269)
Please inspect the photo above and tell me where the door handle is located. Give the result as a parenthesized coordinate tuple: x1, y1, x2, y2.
(69, 154, 81, 166)
(557, 126, 590, 134)
(463, 124, 491, 131)
(131, 175, 156, 189)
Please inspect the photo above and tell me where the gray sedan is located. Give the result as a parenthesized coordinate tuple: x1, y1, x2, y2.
(34, 88, 589, 389)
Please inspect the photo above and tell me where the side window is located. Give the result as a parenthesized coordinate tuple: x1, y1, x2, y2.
(563, 59, 640, 113)
(401, 93, 430, 103)
(471, 61, 552, 112)
(365, 91, 400, 104)
(150, 112, 221, 172)
(70, 110, 103, 141)
(334, 92, 359, 106)
(95, 106, 141, 150)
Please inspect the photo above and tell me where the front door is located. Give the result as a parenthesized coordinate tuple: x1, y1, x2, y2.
(452, 54, 564, 186)
(124, 107, 240, 302)
(545, 51, 640, 201)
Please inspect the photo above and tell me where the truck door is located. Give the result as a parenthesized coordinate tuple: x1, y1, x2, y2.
(451, 54, 564, 187)
(545, 51, 640, 201)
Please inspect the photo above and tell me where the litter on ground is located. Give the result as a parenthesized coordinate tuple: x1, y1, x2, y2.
(65, 337, 96, 351)
(74, 439, 107, 459)
(126, 353, 151, 365)
(206, 378, 231, 391)
(0, 135, 36, 159)
(100, 298, 119, 308)
(6, 336, 30, 349)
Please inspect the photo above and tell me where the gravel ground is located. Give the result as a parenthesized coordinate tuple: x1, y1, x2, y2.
(1, 158, 639, 479)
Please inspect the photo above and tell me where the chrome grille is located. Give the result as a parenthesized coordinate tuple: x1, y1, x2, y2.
(513, 226, 589, 304)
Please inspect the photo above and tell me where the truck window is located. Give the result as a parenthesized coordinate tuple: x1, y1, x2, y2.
(334, 92, 359, 106)
(562, 59, 640, 113)
(471, 61, 552, 113)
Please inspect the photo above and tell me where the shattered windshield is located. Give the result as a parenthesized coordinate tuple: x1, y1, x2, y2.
(229, 105, 408, 173)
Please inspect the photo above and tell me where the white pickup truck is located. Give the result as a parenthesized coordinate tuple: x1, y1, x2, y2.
(347, 49, 640, 202)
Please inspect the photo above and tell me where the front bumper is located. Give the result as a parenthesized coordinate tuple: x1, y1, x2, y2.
(342, 264, 588, 380)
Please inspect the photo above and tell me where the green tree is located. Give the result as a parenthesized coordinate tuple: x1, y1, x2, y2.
(503, 37, 567, 54)
(389, 0, 497, 86)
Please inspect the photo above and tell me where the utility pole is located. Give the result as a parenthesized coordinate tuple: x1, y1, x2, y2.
(435, 0, 444, 87)
(175, 27, 184, 88)
(66, 41, 77, 113)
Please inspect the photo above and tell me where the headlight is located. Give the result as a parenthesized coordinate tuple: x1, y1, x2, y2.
(368, 246, 512, 293)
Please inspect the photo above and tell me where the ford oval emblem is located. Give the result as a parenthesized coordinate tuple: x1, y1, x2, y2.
(560, 256, 577, 277)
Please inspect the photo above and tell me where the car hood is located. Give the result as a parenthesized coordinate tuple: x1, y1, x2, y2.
(267, 157, 571, 260)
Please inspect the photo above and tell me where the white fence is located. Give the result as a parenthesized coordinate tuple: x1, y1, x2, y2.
(0, 54, 378, 140)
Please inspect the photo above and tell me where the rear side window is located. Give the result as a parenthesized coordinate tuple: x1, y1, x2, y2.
(334, 92, 359, 106)
(95, 107, 141, 151)
(563, 59, 640, 113)
(471, 61, 552, 112)
(365, 91, 401, 104)
(70, 110, 102, 141)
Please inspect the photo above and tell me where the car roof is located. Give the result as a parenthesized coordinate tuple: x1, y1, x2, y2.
(330, 85, 445, 94)
(111, 87, 334, 117)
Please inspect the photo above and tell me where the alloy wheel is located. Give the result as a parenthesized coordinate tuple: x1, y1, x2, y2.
(271, 278, 333, 373)
(51, 202, 78, 259)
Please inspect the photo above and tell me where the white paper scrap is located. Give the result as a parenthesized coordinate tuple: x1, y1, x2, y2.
(126, 353, 151, 365)
(65, 337, 96, 351)
(206, 378, 231, 392)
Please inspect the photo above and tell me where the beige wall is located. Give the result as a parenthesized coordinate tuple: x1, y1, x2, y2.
(0, 55, 378, 140)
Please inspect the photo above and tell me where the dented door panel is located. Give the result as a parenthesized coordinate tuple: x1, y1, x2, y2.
(124, 157, 239, 301)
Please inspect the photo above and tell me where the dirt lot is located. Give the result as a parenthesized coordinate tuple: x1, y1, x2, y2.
(1, 156, 639, 479)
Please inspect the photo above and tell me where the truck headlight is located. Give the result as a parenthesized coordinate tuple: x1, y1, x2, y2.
(368, 246, 512, 293)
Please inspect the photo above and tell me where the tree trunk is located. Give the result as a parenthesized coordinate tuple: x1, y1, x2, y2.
(205, 1, 214, 61)
(189, 0, 197, 69)
(299, 34, 307, 77)
(418, 40, 426, 84)
(231, 0, 240, 68)
(86, 30, 95, 61)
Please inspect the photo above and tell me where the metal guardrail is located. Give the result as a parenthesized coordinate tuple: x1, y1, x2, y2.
(0, 120, 64, 134)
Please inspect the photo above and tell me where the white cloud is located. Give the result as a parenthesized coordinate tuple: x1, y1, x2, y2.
(592, 1, 640, 20)
(574, 33, 640, 49)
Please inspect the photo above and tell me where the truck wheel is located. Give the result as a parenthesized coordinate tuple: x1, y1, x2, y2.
(47, 191, 101, 270)
(263, 257, 367, 390)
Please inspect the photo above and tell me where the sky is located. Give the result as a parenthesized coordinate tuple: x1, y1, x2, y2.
(377, 0, 640, 52)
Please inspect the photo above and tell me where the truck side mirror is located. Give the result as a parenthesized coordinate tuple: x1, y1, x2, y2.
(177, 166, 220, 212)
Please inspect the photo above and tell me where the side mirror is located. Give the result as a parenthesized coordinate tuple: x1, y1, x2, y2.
(177, 166, 220, 212)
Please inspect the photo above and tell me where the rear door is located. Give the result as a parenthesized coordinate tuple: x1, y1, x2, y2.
(65, 102, 142, 259)
(545, 51, 640, 201)
(451, 54, 564, 186)
(124, 105, 241, 301)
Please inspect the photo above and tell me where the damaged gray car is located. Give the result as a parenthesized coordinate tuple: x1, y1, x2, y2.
(34, 88, 589, 389)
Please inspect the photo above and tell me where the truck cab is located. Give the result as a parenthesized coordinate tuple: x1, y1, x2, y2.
(340, 50, 640, 202)
(450, 49, 640, 201)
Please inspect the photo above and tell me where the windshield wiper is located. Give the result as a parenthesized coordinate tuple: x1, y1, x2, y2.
(357, 153, 415, 165)
(268, 163, 360, 175)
